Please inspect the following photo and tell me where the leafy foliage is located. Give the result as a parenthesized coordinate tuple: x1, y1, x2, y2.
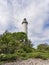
(37, 43, 49, 52)
(0, 31, 32, 61)
(0, 31, 49, 61)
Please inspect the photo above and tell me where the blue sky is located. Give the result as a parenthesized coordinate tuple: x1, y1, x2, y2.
(0, 0, 49, 47)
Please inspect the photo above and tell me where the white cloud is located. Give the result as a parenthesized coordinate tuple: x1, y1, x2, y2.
(0, 0, 49, 46)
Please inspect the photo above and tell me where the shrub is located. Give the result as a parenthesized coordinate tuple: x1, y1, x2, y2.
(34, 53, 47, 60)
(0, 54, 17, 61)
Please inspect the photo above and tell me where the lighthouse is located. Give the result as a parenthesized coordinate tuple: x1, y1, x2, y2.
(22, 18, 28, 34)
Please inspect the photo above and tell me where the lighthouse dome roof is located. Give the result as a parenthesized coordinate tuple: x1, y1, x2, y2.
(22, 18, 28, 24)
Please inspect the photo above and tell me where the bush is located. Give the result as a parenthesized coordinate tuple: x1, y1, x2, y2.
(0, 54, 17, 61)
(34, 53, 48, 60)
(23, 45, 32, 53)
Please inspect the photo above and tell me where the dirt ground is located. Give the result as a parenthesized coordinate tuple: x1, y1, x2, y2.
(3, 59, 49, 65)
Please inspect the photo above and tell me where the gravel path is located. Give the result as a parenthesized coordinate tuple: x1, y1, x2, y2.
(3, 59, 49, 65)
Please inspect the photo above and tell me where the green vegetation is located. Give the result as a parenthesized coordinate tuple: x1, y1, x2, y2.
(0, 31, 49, 62)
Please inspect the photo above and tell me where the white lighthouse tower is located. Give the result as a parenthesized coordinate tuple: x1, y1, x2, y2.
(22, 18, 28, 34)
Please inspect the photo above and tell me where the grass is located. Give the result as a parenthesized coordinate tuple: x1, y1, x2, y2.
(23, 51, 49, 60)
(0, 51, 49, 62)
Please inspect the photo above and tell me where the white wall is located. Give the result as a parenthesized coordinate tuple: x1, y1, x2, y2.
(22, 23, 28, 34)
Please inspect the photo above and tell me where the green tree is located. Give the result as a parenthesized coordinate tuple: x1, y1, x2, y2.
(37, 43, 48, 52)
(0, 31, 32, 54)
